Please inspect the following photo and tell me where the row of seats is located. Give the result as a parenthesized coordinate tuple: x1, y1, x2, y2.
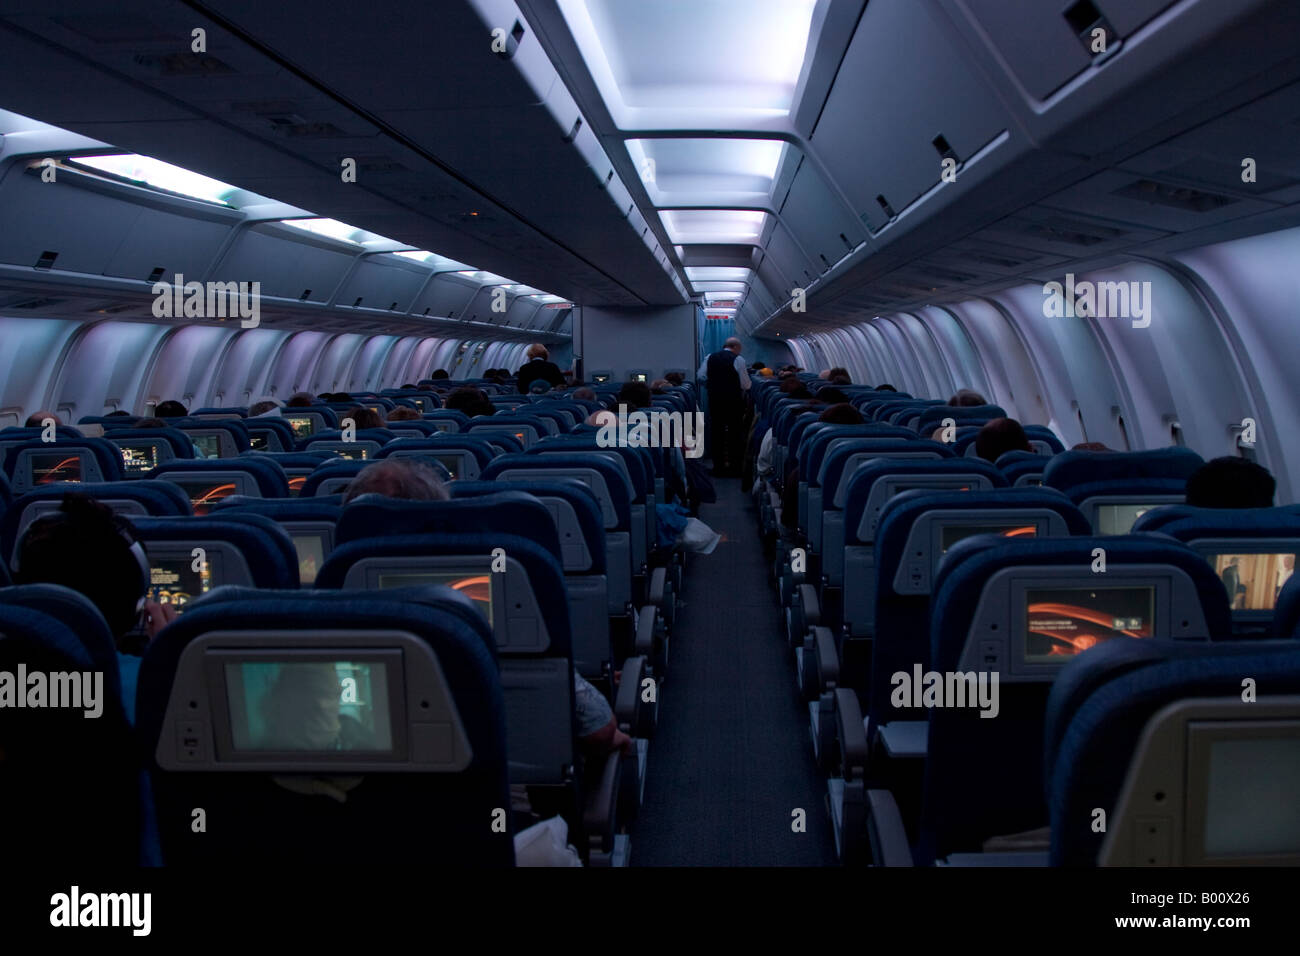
(0, 385, 699, 866)
(748, 374, 1300, 866)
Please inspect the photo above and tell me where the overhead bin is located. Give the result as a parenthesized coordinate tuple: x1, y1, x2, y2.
(778, 157, 866, 276)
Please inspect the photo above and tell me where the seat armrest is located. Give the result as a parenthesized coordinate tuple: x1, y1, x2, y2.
(866, 789, 913, 866)
(582, 750, 623, 854)
(634, 606, 656, 657)
(835, 687, 868, 778)
(646, 566, 667, 607)
(813, 626, 839, 690)
(614, 655, 653, 738)
(798, 583, 821, 627)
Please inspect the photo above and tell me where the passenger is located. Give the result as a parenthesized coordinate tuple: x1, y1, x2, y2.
(572, 387, 597, 402)
(818, 403, 864, 426)
(248, 399, 280, 417)
(974, 417, 1032, 463)
(14, 493, 180, 719)
(431, 369, 451, 380)
(698, 336, 751, 477)
(24, 410, 60, 427)
(286, 392, 315, 407)
(105, 410, 133, 418)
(828, 367, 850, 384)
(516, 343, 565, 394)
(154, 400, 187, 418)
(780, 380, 813, 400)
(385, 406, 421, 422)
(339, 459, 628, 756)
(650, 379, 671, 393)
(132, 417, 167, 429)
(445, 386, 495, 418)
(948, 389, 987, 407)
(1071, 442, 1112, 451)
(342, 405, 385, 431)
(875, 383, 897, 392)
(616, 381, 652, 410)
(1185, 456, 1276, 509)
(817, 388, 850, 405)
(664, 371, 685, 387)
(528, 380, 552, 395)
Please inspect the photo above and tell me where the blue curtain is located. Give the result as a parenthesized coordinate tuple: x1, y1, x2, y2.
(699, 317, 737, 358)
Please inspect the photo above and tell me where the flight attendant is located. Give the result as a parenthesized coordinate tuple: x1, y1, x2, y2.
(697, 336, 751, 477)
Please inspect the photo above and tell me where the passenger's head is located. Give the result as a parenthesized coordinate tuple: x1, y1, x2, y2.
(385, 406, 421, 422)
(342, 458, 450, 505)
(818, 388, 849, 405)
(445, 387, 494, 417)
(587, 409, 617, 428)
(1185, 457, 1276, 509)
(249, 399, 279, 417)
(106, 410, 132, 418)
(780, 379, 812, 399)
(526, 343, 549, 361)
(875, 383, 897, 392)
(828, 368, 850, 383)
(431, 369, 450, 381)
(342, 405, 385, 431)
(664, 371, 685, 387)
(948, 389, 987, 407)
(14, 493, 147, 639)
(751, 361, 765, 371)
(818, 403, 864, 425)
(1071, 442, 1112, 452)
(830, 375, 851, 386)
(154, 400, 187, 418)
(133, 417, 166, 429)
(617, 381, 652, 409)
(650, 379, 671, 393)
(529, 380, 552, 395)
(24, 411, 60, 427)
(286, 392, 316, 407)
(724, 336, 743, 355)
(975, 417, 1031, 463)
(572, 387, 597, 402)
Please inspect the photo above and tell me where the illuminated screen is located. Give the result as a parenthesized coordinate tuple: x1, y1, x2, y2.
(1096, 503, 1155, 535)
(287, 475, 307, 498)
(224, 661, 393, 752)
(1025, 586, 1153, 661)
(592, 374, 611, 384)
(191, 434, 222, 459)
(174, 479, 237, 515)
(292, 534, 326, 585)
(432, 422, 455, 433)
(940, 523, 1038, 553)
(432, 455, 460, 480)
(376, 571, 492, 625)
(120, 443, 159, 475)
(284, 416, 315, 439)
(333, 446, 368, 461)
(366, 405, 385, 416)
(1208, 553, 1296, 611)
(1203, 737, 1300, 858)
(631, 373, 647, 383)
(248, 433, 269, 451)
(149, 555, 212, 608)
(31, 452, 82, 484)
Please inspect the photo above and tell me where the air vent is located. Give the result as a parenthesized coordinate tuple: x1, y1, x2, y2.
(54, 15, 182, 44)
(133, 52, 234, 75)
(1112, 179, 1238, 213)
(13, 297, 65, 310)
(272, 120, 346, 138)
(926, 266, 980, 284)
(354, 155, 409, 173)
(1022, 217, 1127, 247)
(876, 194, 897, 219)
(147, 267, 165, 282)
(35, 251, 58, 270)
(963, 251, 1024, 269)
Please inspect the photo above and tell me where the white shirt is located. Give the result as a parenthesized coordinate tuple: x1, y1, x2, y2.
(698, 352, 751, 391)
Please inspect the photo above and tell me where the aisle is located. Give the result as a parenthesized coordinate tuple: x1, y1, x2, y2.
(631, 477, 838, 866)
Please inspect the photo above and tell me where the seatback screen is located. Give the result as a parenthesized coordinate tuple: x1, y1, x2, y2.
(173, 479, 237, 515)
(433, 454, 461, 480)
(332, 446, 368, 461)
(119, 443, 158, 474)
(191, 433, 222, 459)
(31, 452, 82, 484)
(1203, 736, 1300, 858)
(286, 475, 307, 498)
(376, 571, 492, 626)
(292, 533, 326, 585)
(1096, 503, 1155, 535)
(224, 660, 393, 753)
(1025, 586, 1153, 661)
(149, 555, 212, 609)
(1207, 553, 1295, 611)
(940, 522, 1038, 553)
(284, 416, 315, 439)
(248, 433, 269, 451)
